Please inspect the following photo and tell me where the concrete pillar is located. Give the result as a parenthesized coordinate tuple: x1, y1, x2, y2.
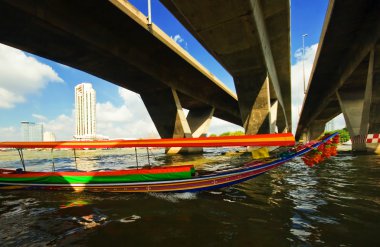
(306, 121, 326, 141)
(170, 88, 192, 139)
(337, 49, 374, 152)
(179, 107, 215, 154)
(244, 77, 271, 134)
(234, 71, 267, 134)
(250, 0, 289, 129)
(187, 107, 215, 138)
(300, 132, 308, 143)
(141, 88, 183, 139)
(276, 105, 287, 133)
(368, 45, 380, 153)
(141, 88, 214, 154)
(140, 89, 191, 138)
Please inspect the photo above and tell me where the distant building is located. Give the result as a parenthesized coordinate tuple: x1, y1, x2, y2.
(74, 83, 96, 140)
(43, 131, 56, 142)
(21, 121, 43, 141)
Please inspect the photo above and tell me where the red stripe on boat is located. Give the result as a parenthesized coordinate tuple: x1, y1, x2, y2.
(0, 165, 193, 178)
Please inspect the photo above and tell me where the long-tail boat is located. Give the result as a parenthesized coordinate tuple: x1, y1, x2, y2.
(0, 133, 337, 192)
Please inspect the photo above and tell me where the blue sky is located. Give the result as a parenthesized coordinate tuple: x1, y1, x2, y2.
(291, 0, 329, 63)
(0, 0, 340, 141)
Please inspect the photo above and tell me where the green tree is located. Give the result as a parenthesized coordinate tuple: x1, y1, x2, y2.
(325, 127, 350, 143)
(219, 131, 231, 136)
(231, 130, 244, 136)
(218, 130, 244, 136)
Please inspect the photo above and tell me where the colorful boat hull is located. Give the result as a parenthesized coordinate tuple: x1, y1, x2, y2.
(0, 161, 280, 192)
(0, 133, 338, 193)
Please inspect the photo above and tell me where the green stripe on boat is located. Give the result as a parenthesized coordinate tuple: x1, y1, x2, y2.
(0, 171, 192, 184)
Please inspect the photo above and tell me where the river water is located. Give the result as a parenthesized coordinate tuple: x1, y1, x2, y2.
(1, 149, 380, 246)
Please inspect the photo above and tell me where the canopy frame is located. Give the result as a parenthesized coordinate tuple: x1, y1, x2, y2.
(16, 148, 26, 172)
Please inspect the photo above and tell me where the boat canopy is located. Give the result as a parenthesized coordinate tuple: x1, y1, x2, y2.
(0, 133, 295, 149)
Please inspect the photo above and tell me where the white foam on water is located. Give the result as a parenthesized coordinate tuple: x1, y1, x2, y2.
(120, 214, 141, 223)
(223, 199, 236, 203)
(208, 191, 223, 195)
(148, 192, 197, 203)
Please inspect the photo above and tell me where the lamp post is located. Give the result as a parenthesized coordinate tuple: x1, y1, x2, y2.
(147, 0, 152, 25)
(302, 34, 308, 94)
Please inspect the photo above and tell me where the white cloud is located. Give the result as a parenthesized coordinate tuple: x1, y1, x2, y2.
(0, 114, 75, 141)
(291, 43, 346, 133)
(208, 117, 244, 135)
(95, 88, 158, 139)
(0, 126, 20, 141)
(291, 43, 318, 133)
(173, 34, 184, 43)
(44, 113, 75, 140)
(98, 88, 248, 138)
(325, 113, 346, 131)
(96, 88, 244, 139)
(32, 114, 48, 122)
(0, 87, 24, 108)
(171, 34, 188, 50)
(45, 92, 240, 140)
(1, 84, 243, 140)
(0, 44, 63, 109)
(5, 88, 157, 141)
(96, 102, 132, 122)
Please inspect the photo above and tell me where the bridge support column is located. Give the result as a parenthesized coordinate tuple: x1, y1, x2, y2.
(276, 104, 287, 133)
(306, 121, 326, 141)
(300, 132, 308, 143)
(141, 88, 214, 154)
(250, 0, 289, 130)
(368, 45, 380, 154)
(337, 49, 375, 152)
(243, 77, 271, 134)
(179, 106, 215, 154)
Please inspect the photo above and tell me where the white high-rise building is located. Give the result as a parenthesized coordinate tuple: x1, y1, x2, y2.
(21, 121, 43, 141)
(74, 83, 96, 140)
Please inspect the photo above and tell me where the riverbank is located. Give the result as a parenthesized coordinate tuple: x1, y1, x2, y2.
(337, 143, 352, 152)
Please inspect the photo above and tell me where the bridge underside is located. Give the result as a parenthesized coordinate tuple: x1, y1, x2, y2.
(160, 0, 291, 134)
(296, 0, 380, 153)
(0, 0, 241, 130)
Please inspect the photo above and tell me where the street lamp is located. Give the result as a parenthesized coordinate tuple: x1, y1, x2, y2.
(147, 0, 152, 25)
(302, 34, 308, 94)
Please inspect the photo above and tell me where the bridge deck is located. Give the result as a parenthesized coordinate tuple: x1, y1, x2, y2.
(0, 0, 241, 125)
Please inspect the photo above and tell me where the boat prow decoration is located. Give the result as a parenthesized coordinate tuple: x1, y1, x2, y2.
(0, 133, 338, 193)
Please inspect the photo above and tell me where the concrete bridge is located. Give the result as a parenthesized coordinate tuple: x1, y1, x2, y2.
(160, 0, 291, 134)
(0, 0, 240, 144)
(0, 0, 291, 150)
(296, 0, 380, 153)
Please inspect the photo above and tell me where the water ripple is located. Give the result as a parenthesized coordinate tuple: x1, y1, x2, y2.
(1, 150, 380, 246)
